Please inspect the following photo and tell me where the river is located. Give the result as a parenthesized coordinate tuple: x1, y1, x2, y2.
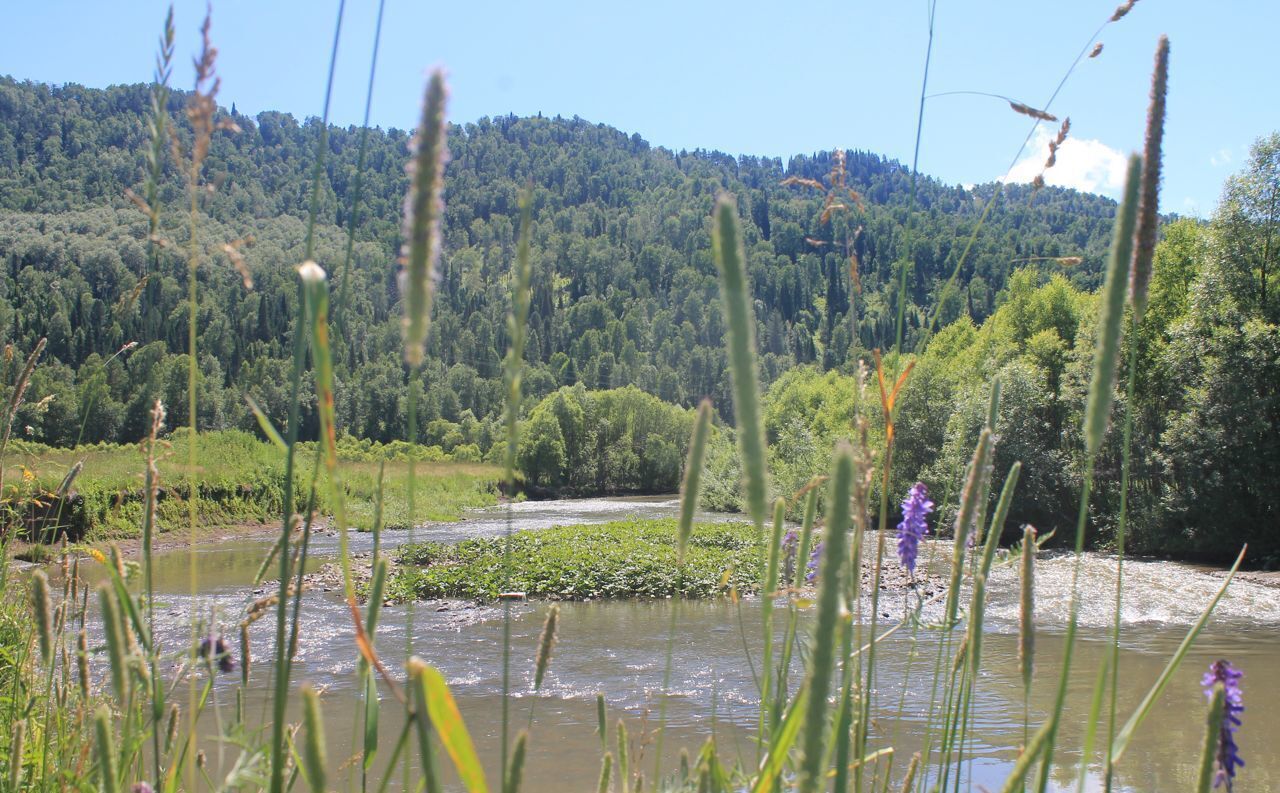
(83, 496, 1280, 791)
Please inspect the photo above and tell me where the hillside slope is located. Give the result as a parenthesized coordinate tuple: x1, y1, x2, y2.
(0, 76, 1119, 446)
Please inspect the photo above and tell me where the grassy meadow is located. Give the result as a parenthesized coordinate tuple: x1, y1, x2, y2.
(1, 430, 501, 547)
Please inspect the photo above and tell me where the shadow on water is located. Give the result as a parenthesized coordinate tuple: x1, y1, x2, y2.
(76, 497, 1280, 791)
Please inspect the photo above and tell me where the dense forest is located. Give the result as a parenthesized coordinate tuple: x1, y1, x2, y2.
(0, 76, 1275, 561)
(0, 76, 1118, 441)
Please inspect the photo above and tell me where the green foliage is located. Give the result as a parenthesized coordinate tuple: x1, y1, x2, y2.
(393, 518, 761, 601)
(516, 385, 702, 494)
(1120, 140, 1280, 562)
(0, 77, 1120, 456)
(1, 429, 500, 540)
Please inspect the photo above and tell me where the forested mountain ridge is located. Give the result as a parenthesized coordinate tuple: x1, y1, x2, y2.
(0, 75, 1121, 448)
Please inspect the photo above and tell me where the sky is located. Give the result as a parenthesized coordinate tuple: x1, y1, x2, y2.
(2, 1, 1276, 217)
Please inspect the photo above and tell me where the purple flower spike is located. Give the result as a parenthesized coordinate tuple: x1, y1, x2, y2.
(1202, 659, 1245, 790)
(805, 541, 823, 584)
(781, 529, 800, 584)
(781, 529, 798, 561)
(895, 482, 934, 574)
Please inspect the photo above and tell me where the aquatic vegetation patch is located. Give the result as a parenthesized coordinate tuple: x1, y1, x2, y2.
(393, 518, 763, 601)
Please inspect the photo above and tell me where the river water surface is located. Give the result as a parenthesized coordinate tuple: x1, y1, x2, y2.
(93, 497, 1280, 791)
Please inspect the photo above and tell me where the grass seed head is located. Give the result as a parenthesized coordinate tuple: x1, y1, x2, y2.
(1008, 100, 1058, 122)
(1019, 525, 1037, 690)
(78, 629, 91, 699)
(401, 69, 449, 368)
(8, 720, 24, 789)
(1131, 36, 1169, 321)
(534, 604, 560, 690)
(1111, 0, 1137, 22)
(31, 570, 53, 665)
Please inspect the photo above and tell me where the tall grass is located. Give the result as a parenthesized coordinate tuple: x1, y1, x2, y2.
(0, 6, 1252, 793)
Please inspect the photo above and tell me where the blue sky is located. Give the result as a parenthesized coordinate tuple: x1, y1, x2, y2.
(3, 1, 1275, 216)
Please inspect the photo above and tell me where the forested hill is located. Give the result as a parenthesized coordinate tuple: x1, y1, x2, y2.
(0, 75, 1120, 447)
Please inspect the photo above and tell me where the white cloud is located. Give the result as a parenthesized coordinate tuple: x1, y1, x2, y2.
(1210, 148, 1232, 167)
(1004, 126, 1129, 198)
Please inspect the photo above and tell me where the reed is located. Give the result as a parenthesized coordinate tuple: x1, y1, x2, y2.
(798, 443, 854, 793)
(616, 717, 631, 792)
(402, 70, 448, 369)
(335, 0, 387, 330)
(7, 720, 23, 790)
(1104, 42, 1169, 789)
(93, 705, 121, 793)
(712, 194, 774, 751)
(1023, 155, 1140, 793)
(1196, 685, 1226, 793)
(498, 185, 535, 780)
(301, 685, 328, 793)
(506, 730, 529, 793)
(677, 400, 714, 562)
(598, 752, 613, 793)
(711, 196, 769, 533)
(30, 570, 52, 665)
(1019, 526, 1036, 695)
(533, 605, 559, 692)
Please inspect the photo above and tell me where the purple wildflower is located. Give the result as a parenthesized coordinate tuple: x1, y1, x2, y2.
(132, 784, 156, 793)
(805, 541, 823, 584)
(198, 633, 236, 674)
(1202, 659, 1245, 790)
(781, 529, 799, 584)
(895, 482, 934, 574)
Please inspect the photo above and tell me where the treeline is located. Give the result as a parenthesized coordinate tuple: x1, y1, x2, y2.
(0, 76, 1120, 451)
(521, 136, 1280, 563)
(2, 75, 1271, 560)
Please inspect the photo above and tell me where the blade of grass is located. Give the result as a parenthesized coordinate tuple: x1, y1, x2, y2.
(1034, 154, 1141, 793)
(1109, 546, 1245, 765)
(1195, 685, 1226, 793)
(750, 679, 810, 793)
(799, 443, 854, 793)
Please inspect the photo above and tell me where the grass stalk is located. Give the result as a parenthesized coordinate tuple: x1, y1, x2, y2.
(1033, 154, 1141, 793)
(1195, 685, 1226, 793)
(798, 443, 854, 793)
(335, 0, 387, 331)
(1105, 35, 1168, 791)
(301, 685, 328, 793)
(1109, 546, 1245, 766)
(655, 399, 713, 780)
(498, 187, 533, 786)
(711, 194, 771, 750)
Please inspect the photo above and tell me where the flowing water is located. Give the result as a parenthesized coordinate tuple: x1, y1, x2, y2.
(80, 497, 1280, 791)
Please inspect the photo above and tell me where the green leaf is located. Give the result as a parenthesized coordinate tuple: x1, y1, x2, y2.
(751, 679, 809, 793)
(418, 661, 490, 793)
